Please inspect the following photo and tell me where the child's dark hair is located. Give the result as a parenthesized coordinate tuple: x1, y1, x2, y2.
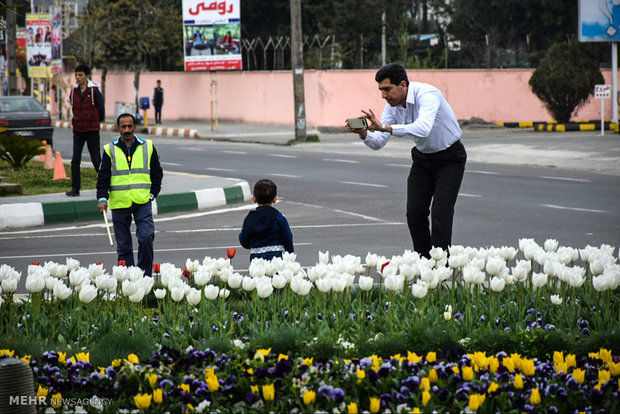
(253, 179, 277, 205)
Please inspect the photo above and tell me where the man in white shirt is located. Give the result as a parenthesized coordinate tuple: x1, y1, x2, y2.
(346, 63, 467, 258)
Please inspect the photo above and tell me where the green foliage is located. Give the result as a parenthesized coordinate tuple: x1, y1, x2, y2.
(252, 324, 308, 355)
(0, 133, 44, 169)
(529, 41, 604, 123)
(90, 328, 156, 367)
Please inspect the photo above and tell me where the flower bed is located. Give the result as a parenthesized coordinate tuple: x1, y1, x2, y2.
(0, 238, 619, 411)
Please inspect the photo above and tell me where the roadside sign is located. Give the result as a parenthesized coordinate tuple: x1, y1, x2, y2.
(595, 84, 611, 98)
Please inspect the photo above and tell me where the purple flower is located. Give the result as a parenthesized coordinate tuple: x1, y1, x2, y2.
(504, 327, 511, 332)
(378, 362, 392, 378)
(402, 375, 421, 390)
(453, 312, 463, 320)
(317, 313, 323, 320)
(479, 315, 486, 322)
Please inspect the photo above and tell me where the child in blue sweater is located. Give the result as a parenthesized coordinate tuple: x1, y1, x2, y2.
(239, 179, 294, 262)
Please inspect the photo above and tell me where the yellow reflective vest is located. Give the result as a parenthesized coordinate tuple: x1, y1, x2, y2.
(104, 138, 153, 209)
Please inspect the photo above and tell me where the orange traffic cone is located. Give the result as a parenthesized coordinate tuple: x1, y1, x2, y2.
(53, 151, 67, 180)
(43, 144, 54, 169)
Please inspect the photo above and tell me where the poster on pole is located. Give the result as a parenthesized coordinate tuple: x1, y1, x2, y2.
(26, 13, 52, 78)
(182, 0, 242, 71)
(579, 0, 620, 41)
(50, 6, 63, 75)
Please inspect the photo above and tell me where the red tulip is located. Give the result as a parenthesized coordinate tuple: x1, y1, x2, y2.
(31, 261, 40, 266)
(381, 261, 391, 273)
(182, 267, 190, 278)
(152, 263, 161, 273)
(227, 248, 236, 259)
(118, 260, 126, 266)
(96, 262, 102, 265)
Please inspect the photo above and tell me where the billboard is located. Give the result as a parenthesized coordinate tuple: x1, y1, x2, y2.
(50, 6, 63, 74)
(579, 0, 620, 42)
(26, 13, 52, 78)
(182, 0, 242, 71)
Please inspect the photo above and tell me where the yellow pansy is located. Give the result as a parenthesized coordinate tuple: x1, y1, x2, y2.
(422, 390, 431, 406)
(20, 355, 31, 364)
(58, 352, 67, 364)
(257, 347, 272, 356)
(572, 368, 585, 384)
(530, 388, 541, 405)
(180, 383, 190, 393)
(303, 389, 316, 405)
(125, 354, 139, 364)
(514, 373, 524, 389)
(185, 403, 194, 413)
(134, 393, 152, 410)
(75, 352, 89, 362)
(51, 392, 62, 409)
(147, 373, 158, 389)
(426, 351, 437, 363)
(420, 377, 430, 391)
(462, 366, 474, 381)
(69, 356, 76, 365)
(277, 353, 289, 362)
(390, 353, 405, 364)
(487, 382, 499, 394)
(429, 369, 438, 383)
(251, 385, 259, 395)
(521, 358, 535, 376)
(451, 366, 460, 375)
(37, 385, 49, 399)
(412, 408, 421, 414)
(356, 369, 366, 384)
(153, 388, 163, 404)
(262, 383, 275, 401)
(369, 397, 381, 413)
(347, 402, 358, 413)
(98, 367, 106, 375)
(468, 393, 485, 411)
(303, 357, 314, 365)
(408, 351, 422, 364)
(0, 349, 15, 357)
(111, 358, 121, 368)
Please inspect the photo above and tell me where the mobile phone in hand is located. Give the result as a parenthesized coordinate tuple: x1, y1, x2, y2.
(347, 118, 368, 129)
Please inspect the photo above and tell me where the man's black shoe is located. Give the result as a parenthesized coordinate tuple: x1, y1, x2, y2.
(65, 189, 80, 197)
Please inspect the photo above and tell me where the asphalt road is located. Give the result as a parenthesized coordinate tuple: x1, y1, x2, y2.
(2, 127, 619, 290)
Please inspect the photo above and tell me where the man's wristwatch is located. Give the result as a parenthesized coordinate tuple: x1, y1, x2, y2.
(381, 123, 387, 132)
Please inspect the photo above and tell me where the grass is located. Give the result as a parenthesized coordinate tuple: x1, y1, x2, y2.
(0, 159, 98, 196)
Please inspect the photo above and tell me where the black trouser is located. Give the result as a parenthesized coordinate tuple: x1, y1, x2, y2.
(70, 130, 101, 190)
(154, 104, 162, 124)
(406, 140, 467, 258)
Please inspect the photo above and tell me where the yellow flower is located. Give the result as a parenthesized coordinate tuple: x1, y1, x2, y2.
(599, 348, 612, 364)
(470, 352, 488, 370)
(303, 357, 314, 365)
(468, 393, 485, 411)
(420, 377, 430, 391)
(407, 351, 422, 364)
(356, 369, 366, 384)
(153, 388, 163, 404)
(487, 382, 499, 394)
(488, 356, 499, 373)
(422, 390, 431, 406)
(262, 383, 275, 401)
(565, 354, 577, 369)
(257, 347, 272, 356)
(555, 361, 569, 375)
(462, 366, 474, 381)
(180, 383, 190, 393)
(608, 361, 620, 376)
(303, 389, 316, 405)
(75, 352, 89, 362)
(125, 354, 139, 364)
(573, 368, 585, 385)
(530, 388, 541, 405)
(98, 367, 106, 375)
(502, 357, 515, 372)
(391, 353, 405, 364)
(134, 393, 152, 410)
(51, 392, 62, 409)
(521, 358, 535, 376)
(370, 356, 382, 372)
(58, 351, 66, 364)
(111, 358, 121, 368)
(347, 402, 359, 413)
(205, 373, 219, 392)
(185, 403, 194, 413)
(277, 353, 289, 362)
(20, 355, 31, 364)
(147, 373, 158, 389)
(429, 368, 438, 383)
(0, 349, 15, 357)
(251, 385, 259, 395)
(69, 356, 76, 365)
(598, 369, 611, 384)
(37, 385, 49, 399)
(514, 373, 524, 389)
(412, 408, 421, 414)
(426, 351, 437, 363)
(553, 351, 564, 366)
(451, 366, 460, 375)
(369, 397, 381, 413)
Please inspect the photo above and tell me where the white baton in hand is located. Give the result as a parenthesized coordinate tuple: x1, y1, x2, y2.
(103, 211, 113, 246)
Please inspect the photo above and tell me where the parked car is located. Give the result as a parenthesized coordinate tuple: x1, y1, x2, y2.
(0, 96, 54, 146)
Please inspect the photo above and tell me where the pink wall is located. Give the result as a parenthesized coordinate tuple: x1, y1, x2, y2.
(56, 69, 614, 126)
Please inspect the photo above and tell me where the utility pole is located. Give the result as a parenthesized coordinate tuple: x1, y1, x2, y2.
(290, 0, 306, 142)
(7, 0, 18, 95)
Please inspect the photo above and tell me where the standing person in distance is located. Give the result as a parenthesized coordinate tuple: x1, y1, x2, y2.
(97, 114, 163, 276)
(66, 64, 104, 197)
(152, 80, 164, 125)
(346, 63, 467, 258)
(239, 179, 294, 262)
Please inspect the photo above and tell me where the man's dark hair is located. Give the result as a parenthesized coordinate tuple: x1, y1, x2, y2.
(253, 179, 277, 205)
(116, 113, 136, 126)
(75, 64, 91, 76)
(375, 63, 409, 87)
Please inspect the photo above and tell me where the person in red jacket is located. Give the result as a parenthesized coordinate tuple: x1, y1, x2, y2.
(66, 64, 105, 196)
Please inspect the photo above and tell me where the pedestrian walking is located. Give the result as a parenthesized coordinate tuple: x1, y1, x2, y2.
(346, 63, 467, 258)
(66, 64, 104, 197)
(97, 113, 163, 276)
(152, 80, 163, 125)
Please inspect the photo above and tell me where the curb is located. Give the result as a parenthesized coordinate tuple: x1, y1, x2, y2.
(0, 181, 251, 230)
(496, 121, 619, 132)
(53, 121, 201, 139)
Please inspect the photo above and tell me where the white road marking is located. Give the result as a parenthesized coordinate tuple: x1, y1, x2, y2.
(541, 204, 606, 214)
(270, 154, 297, 159)
(161, 162, 183, 166)
(222, 150, 248, 155)
(459, 193, 482, 197)
(207, 167, 237, 172)
(540, 176, 590, 183)
(341, 181, 387, 188)
(467, 170, 501, 175)
(270, 173, 301, 178)
(322, 158, 359, 164)
(167, 222, 402, 234)
(386, 163, 410, 168)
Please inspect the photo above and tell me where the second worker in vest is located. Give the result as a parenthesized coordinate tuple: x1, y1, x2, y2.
(96, 113, 163, 276)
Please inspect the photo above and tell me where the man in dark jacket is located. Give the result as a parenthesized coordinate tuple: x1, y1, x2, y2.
(152, 80, 163, 125)
(66, 64, 105, 196)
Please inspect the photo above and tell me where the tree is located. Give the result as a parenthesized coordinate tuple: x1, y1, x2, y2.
(528, 40, 604, 123)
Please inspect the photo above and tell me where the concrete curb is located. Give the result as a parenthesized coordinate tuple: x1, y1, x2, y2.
(496, 121, 620, 132)
(0, 181, 251, 230)
(52, 121, 201, 139)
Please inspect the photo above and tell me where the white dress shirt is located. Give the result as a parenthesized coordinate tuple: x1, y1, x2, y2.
(363, 81, 462, 154)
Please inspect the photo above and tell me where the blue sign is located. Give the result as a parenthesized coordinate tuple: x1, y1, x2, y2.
(580, 0, 620, 42)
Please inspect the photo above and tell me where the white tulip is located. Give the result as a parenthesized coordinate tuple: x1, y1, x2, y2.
(219, 288, 230, 299)
(272, 274, 287, 290)
(186, 288, 202, 305)
(448, 245, 465, 256)
(365, 253, 378, 268)
(499, 246, 518, 261)
(139, 277, 154, 295)
(27, 265, 49, 279)
(128, 287, 146, 303)
(45, 276, 60, 291)
(463, 264, 485, 285)
(78, 284, 98, 303)
(204, 284, 220, 300)
(544, 239, 559, 252)
(122, 280, 138, 297)
(543, 259, 559, 278)
(256, 278, 273, 298)
(66, 258, 80, 272)
(127, 267, 144, 282)
(69, 268, 88, 287)
(185, 259, 199, 273)
(420, 267, 439, 289)
(228, 272, 243, 289)
(53, 283, 72, 300)
(358, 275, 373, 291)
(25, 274, 46, 293)
(319, 251, 330, 265)
(381, 263, 398, 278)
(532, 272, 548, 289)
(241, 276, 256, 292)
(112, 266, 129, 282)
(490, 276, 505, 292)
(384, 274, 404, 292)
(331, 276, 346, 292)
(411, 282, 428, 299)
(1, 277, 17, 293)
(296, 279, 312, 296)
(154, 288, 167, 299)
(170, 285, 185, 302)
(430, 247, 447, 262)
(219, 267, 232, 283)
(550, 294, 562, 305)
(470, 257, 486, 271)
(87, 263, 104, 279)
(95, 274, 117, 292)
(448, 253, 468, 269)
(315, 277, 332, 293)
(282, 251, 297, 262)
(193, 269, 213, 286)
(444, 304, 452, 321)
(249, 260, 267, 278)
(592, 274, 612, 292)
(0, 264, 21, 282)
(485, 256, 506, 277)
(567, 266, 586, 288)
